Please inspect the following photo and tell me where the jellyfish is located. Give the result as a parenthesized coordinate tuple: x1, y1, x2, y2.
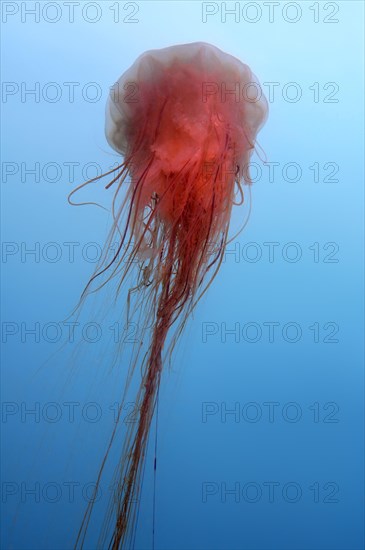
(72, 42, 268, 549)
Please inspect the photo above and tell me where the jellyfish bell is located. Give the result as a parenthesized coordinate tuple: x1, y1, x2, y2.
(106, 41, 268, 182)
(75, 42, 268, 549)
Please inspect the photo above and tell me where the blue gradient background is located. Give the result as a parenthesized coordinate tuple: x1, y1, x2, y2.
(1, 1, 364, 549)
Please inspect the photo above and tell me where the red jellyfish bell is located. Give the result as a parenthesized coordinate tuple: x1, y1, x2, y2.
(74, 42, 268, 549)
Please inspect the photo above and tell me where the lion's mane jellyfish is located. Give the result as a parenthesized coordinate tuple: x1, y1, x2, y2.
(74, 42, 268, 549)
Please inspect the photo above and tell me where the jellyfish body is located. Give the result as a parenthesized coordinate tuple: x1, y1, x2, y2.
(76, 42, 268, 549)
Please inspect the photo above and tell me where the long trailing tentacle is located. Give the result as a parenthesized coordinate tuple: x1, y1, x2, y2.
(74, 151, 244, 549)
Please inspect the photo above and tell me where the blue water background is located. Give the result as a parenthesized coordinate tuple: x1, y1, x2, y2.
(1, 2, 364, 549)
